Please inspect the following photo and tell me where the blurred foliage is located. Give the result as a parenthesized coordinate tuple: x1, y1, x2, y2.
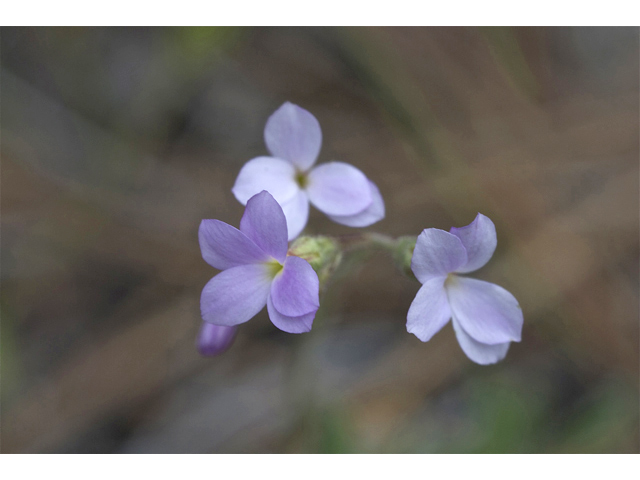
(172, 27, 245, 61)
(481, 27, 540, 100)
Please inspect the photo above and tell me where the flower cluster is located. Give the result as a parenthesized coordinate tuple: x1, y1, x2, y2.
(198, 102, 523, 365)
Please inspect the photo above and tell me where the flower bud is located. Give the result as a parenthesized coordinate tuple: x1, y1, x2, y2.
(196, 323, 238, 357)
(392, 235, 417, 279)
(288, 235, 343, 288)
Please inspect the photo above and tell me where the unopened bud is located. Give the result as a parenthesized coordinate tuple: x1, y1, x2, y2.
(392, 235, 417, 279)
(288, 235, 343, 288)
(196, 323, 238, 357)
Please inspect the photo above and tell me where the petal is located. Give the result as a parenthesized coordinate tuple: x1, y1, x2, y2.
(280, 190, 310, 241)
(406, 276, 451, 342)
(446, 276, 523, 344)
(270, 256, 320, 317)
(327, 180, 385, 227)
(452, 318, 510, 365)
(200, 264, 272, 326)
(232, 156, 299, 205)
(411, 229, 468, 283)
(450, 213, 497, 273)
(196, 323, 238, 357)
(199, 219, 269, 270)
(306, 162, 372, 216)
(267, 294, 315, 334)
(264, 102, 322, 171)
(240, 191, 288, 263)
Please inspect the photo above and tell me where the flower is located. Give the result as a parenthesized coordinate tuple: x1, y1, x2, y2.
(232, 102, 385, 240)
(407, 214, 523, 365)
(196, 323, 237, 357)
(199, 190, 320, 333)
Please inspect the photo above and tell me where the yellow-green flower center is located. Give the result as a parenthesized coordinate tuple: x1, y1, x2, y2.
(444, 273, 458, 287)
(266, 259, 284, 278)
(295, 170, 308, 189)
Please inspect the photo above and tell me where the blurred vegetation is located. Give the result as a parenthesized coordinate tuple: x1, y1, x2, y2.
(1, 27, 638, 453)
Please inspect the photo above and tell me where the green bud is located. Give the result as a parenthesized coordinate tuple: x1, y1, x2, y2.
(392, 235, 417, 279)
(288, 235, 343, 288)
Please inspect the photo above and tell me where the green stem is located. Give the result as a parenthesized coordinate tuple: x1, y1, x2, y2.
(335, 232, 398, 252)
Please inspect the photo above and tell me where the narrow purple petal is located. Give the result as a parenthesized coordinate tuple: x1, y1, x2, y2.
(199, 219, 269, 270)
(446, 276, 523, 344)
(267, 294, 315, 334)
(240, 191, 288, 263)
(452, 318, 510, 365)
(406, 276, 451, 342)
(328, 180, 385, 227)
(280, 191, 310, 241)
(200, 264, 272, 326)
(196, 323, 238, 357)
(270, 256, 319, 317)
(411, 229, 468, 283)
(232, 156, 299, 205)
(450, 213, 497, 273)
(306, 162, 373, 216)
(264, 102, 322, 171)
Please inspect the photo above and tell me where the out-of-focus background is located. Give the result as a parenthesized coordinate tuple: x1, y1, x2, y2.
(1, 27, 638, 453)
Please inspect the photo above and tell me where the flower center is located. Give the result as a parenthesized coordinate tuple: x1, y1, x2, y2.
(295, 170, 308, 189)
(266, 259, 284, 278)
(444, 273, 458, 287)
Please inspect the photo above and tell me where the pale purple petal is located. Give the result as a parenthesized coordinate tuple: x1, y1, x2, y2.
(306, 162, 372, 216)
(452, 318, 510, 365)
(196, 323, 238, 357)
(450, 213, 497, 273)
(280, 191, 310, 241)
(406, 276, 451, 342)
(200, 264, 272, 326)
(267, 294, 315, 334)
(232, 156, 299, 205)
(199, 219, 269, 270)
(328, 180, 385, 227)
(411, 229, 468, 283)
(446, 276, 523, 344)
(240, 191, 288, 263)
(270, 256, 319, 317)
(264, 102, 322, 171)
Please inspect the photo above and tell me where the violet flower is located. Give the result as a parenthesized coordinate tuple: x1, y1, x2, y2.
(199, 191, 320, 333)
(196, 323, 237, 357)
(232, 102, 384, 240)
(407, 214, 523, 365)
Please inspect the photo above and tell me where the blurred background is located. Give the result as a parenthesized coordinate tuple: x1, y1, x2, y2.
(1, 27, 638, 453)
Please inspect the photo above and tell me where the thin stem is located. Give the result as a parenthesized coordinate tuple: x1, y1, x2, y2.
(334, 232, 398, 252)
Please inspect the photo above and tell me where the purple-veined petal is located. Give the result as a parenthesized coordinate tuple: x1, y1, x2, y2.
(328, 180, 385, 227)
(200, 264, 272, 327)
(446, 276, 523, 344)
(406, 276, 451, 342)
(450, 213, 497, 273)
(280, 190, 310, 241)
(270, 256, 319, 317)
(267, 294, 315, 334)
(264, 102, 322, 171)
(196, 323, 238, 357)
(199, 219, 269, 270)
(452, 318, 510, 365)
(232, 156, 299, 205)
(306, 162, 372, 216)
(411, 229, 468, 283)
(240, 191, 288, 263)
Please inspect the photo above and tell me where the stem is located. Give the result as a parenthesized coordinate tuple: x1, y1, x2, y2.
(335, 232, 398, 252)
